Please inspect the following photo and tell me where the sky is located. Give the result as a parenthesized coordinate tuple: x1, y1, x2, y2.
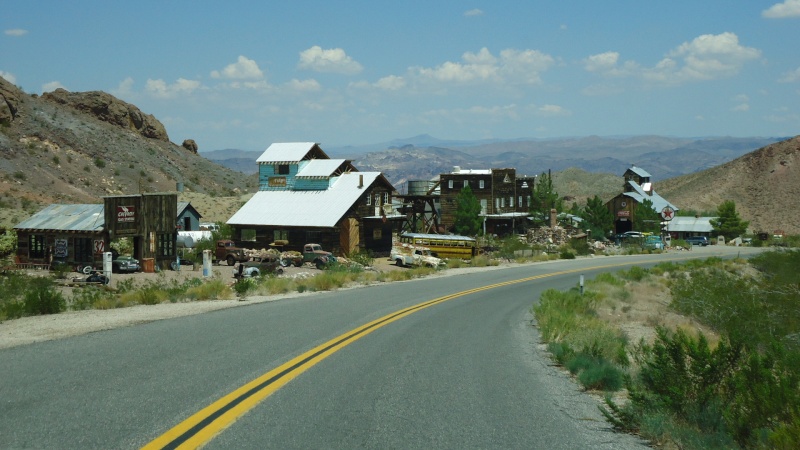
(2, 1, 800, 152)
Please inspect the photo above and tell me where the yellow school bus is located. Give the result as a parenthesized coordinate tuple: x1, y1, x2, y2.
(398, 233, 477, 259)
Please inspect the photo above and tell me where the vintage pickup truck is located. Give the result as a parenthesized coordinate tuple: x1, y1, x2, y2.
(390, 244, 443, 268)
(215, 240, 250, 266)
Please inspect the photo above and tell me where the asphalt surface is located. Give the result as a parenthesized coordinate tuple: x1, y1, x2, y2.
(0, 246, 762, 449)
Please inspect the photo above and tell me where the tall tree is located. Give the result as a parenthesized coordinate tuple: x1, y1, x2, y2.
(453, 185, 483, 236)
(633, 198, 661, 234)
(710, 200, 749, 240)
(529, 171, 562, 226)
(582, 195, 614, 240)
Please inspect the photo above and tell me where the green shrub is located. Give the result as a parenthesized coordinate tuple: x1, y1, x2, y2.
(559, 249, 576, 259)
(347, 249, 374, 268)
(24, 278, 65, 315)
(71, 286, 112, 311)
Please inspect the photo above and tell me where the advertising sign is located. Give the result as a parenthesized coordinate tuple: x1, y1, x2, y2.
(117, 205, 136, 223)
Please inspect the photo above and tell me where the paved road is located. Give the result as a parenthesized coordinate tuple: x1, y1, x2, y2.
(0, 246, 762, 448)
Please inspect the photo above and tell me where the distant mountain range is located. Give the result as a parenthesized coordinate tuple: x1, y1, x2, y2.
(202, 135, 787, 186)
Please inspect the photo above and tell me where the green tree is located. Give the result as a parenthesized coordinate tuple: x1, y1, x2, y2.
(529, 171, 562, 226)
(582, 195, 614, 240)
(453, 185, 482, 236)
(710, 200, 749, 240)
(633, 198, 660, 234)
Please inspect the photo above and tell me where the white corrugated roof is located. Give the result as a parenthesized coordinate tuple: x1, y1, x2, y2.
(628, 166, 651, 178)
(297, 159, 348, 178)
(256, 142, 319, 163)
(624, 181, 678, 213)
(666, 217, 715, 233)
(227, 172, 381, 227)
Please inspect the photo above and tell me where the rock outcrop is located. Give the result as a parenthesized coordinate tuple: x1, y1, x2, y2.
(0, 76, 21, 125)
(42, 88, 169, 141)
(182, 139, 198, 153)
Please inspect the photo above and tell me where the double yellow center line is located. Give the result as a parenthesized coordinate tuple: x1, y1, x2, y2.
(144, 262, 637, 449)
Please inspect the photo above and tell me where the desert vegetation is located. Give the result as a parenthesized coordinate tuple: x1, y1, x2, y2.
(533, 250, 800, 449)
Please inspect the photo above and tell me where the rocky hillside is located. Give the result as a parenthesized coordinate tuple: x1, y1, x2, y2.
(658, 136, 800, 235)
(0, 76, 257, 229)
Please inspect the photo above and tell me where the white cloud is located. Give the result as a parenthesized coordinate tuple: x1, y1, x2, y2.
(4, 29, 27, 37)
(584, 52, 620, 73)
(374, 75, 406, 91)
(585, 33, 760, 86)
(416, 47, 554, 85)
(298, 46, 363, 74)
(211, 56, 264, 80)
(285, 78, 321, 92)
(145, 78, 201, 98)
(42, 81, 66, 92)
(464, 9, 483, 17)
(732, 103, 750, 112)
(762, 0, 800, 18)
(655, 32, 761, 82)
(779, 66, 800, 82)
(113, 77, 135, 96)
(535, 104, 571, 117)
(0, 71, 16, 84)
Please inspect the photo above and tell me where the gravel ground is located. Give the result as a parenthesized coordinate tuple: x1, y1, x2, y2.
(0, 257, 495, 350)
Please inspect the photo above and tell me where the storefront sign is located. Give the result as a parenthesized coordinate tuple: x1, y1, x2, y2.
(117, 206, 136, 223)
(268, 177, 287, 187)
(55, 239, 68, 258)
(617, 210, 630, 217)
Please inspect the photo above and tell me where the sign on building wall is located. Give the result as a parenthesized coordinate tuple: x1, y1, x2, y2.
(268, 177, 287, 187)
(55, 239, 68, 258)
(117, 206, 136, 223)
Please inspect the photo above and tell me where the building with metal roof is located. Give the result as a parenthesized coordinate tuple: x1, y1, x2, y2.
(13, 194, 192, 271)
(227, 142, 397, 256)
(606, 165, 680, 235)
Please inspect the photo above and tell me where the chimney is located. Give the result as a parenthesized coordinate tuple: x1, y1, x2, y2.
(358, 174, 363, 188)
(453, 166, 461, 173)
(550, 208, 558, 228)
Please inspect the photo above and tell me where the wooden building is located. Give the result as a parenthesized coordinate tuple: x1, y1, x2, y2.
(226, 142, 398, 256)
(605, 166, 678, 234)
(14, 193, 179, 271)
(439, 167, 535, 235)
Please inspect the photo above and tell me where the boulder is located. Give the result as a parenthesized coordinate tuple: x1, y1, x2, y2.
(0, 76, 21, 124)
(41, 88, 169, 141)
(182, 139, 198, 153)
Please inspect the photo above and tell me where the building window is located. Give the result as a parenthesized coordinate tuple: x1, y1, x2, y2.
(157, 233, 174, 257)
(276, 164, 290, 175)
(463, 180, 468, 188)
(518, 195, 523, 207)
(366, 194, 372, 206)
(510, 196, 514, 208)
(30, 234, 46, 258)
(448, 179, 453, 189)
(383, 192, 389, 204)
(74, 238, 92, 262)
(274, 230, 288, 242)
(479, 179, 485, 189)
(495, 198, 500, 210)
(501, 198, 505, 208)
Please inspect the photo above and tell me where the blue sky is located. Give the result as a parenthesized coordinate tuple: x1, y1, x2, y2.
(2, 1, 799, 151)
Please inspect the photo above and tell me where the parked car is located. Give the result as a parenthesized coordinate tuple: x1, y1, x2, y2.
(615, 231, 643, 244)
(112, 255, 141, 273)
(234, 254, 284, 278)
(685, 236, 709, 246)
(644, 235, 664, 250)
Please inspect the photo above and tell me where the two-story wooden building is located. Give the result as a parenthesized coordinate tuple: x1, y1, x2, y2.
(226, 142, 397, 255)
(605, 166, 679, 234)
(439, 167, 535, 235)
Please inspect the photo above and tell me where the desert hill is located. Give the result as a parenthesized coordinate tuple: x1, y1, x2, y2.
(658, 136, 800, 235)
(0, 76, 256, 229)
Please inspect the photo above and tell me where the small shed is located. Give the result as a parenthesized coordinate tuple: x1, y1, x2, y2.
(177, 201, 203, 231)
